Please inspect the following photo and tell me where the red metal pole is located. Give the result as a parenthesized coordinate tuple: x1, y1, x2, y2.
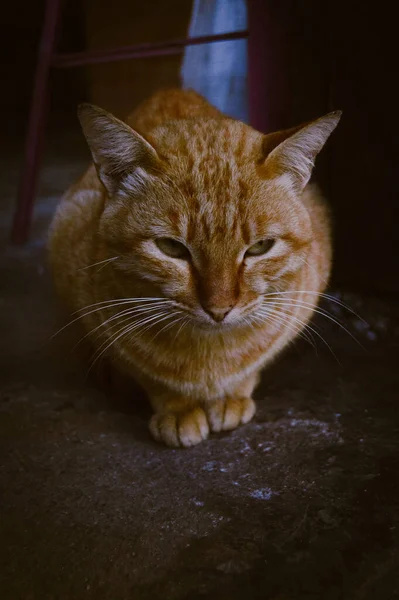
(52, 30, 249, 68)
(11, 0, 63, 244)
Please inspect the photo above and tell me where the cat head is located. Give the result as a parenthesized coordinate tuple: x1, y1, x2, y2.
(78, 103, 341, 328)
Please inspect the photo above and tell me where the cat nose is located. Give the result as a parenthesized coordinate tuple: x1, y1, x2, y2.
(204, 306, 233, 322)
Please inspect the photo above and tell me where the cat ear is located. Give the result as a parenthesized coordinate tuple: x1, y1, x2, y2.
(263, 111, 342, 192)
(77, 103, 159, 196)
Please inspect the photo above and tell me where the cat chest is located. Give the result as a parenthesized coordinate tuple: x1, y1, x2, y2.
(116, 336, 272, 398)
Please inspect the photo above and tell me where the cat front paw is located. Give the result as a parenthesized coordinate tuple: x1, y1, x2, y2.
(149, 406, 209, 448)
(205, 396, 256, 433)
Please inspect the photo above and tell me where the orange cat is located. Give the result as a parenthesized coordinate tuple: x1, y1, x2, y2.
(48, 89, 341, 447)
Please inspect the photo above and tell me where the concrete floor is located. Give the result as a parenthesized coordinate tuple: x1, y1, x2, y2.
(1, 115, 399, 599)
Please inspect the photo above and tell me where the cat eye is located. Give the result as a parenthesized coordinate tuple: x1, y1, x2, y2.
(245, 238, 276, 257)
(156, 238, 190, 259)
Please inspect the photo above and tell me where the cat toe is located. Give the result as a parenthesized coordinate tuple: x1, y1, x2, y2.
(149, 412, 180, 447)
(178, 407, 209, 447)
(150, 399, 255, 446)
(149, 407, 209, 448)
(206, 397, 256, 432)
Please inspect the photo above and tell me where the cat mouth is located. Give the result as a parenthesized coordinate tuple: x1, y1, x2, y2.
(170, 300, 264, 331)
(188, 310, 258, 331)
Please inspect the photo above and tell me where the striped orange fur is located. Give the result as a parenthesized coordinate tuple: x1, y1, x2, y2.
(48, 89, 341, 447)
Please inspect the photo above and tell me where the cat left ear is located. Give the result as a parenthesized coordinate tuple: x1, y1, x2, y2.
(78, 103, 160, 196)
(263, 111, 342, 192)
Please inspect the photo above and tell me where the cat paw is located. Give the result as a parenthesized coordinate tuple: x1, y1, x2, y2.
(205, 397, 256, 433)
(149, 406, 209, 448)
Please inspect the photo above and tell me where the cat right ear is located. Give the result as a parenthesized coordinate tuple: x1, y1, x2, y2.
(262, 111, 342, 193)
(77, 103, 160, 197)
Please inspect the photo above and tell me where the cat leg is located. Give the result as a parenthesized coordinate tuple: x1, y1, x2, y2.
(148, 393, 210, 448)
(204, 372, 259, 433)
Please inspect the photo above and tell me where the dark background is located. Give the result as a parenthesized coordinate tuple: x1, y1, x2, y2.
(2, 0, 397, 293)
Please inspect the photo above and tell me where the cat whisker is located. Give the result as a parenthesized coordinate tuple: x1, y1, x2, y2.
(242, 315, 263, 335)
(77, 256, 119, 272)
(51, 299, 172, 340)
(88, 310, 176, 374)
(259, 305, 320, 341)
(297, 256, 329, 287)
(74, 297, 171, 314)
(241, 316, 253, 329)
(96, 258, 120, 273)
(263, 290, 367, 324)
(262, 298, 363, 348)
(74, 303, 171, 348)
(149, 312, 186, 343)
(172, 316, 190, 343)
(90, 307, 183, 365)
(94, 308, 173, 351)
(94, 310, 181, 371)
(252, 310, 315, 349)
(138, 311, 183, 338)
(255, 308, 317, 349)
(73, 299, 172, 321)
(258, 305, 339, 361)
